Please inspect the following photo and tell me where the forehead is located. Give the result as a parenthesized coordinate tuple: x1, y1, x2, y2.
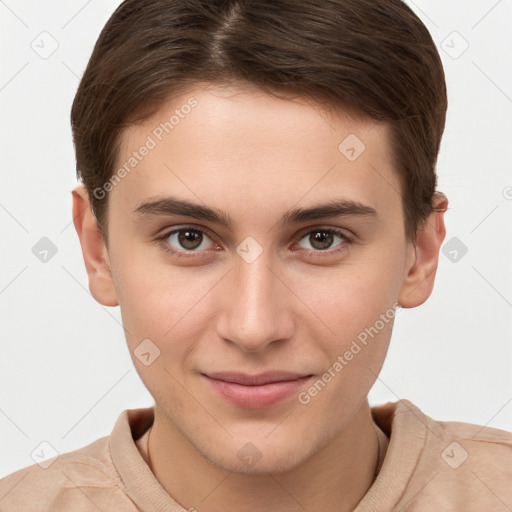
(111, 84, 401, 222)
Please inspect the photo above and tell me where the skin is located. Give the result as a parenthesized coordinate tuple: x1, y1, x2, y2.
(72, 82, 448, 512)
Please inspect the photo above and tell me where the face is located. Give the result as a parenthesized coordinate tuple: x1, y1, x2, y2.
(100, 83, 417, 473)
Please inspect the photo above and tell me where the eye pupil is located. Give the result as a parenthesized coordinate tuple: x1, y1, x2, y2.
(178, 229, 202, 249)
(311, 230, 334, 250)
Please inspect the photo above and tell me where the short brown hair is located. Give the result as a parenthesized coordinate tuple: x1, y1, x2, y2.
(71, 0, 447, 245)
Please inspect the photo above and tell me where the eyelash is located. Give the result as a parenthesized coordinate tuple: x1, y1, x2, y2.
(155, 225, 354, 259)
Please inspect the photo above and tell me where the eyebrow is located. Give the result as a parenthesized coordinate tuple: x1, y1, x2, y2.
(133, 195, 378, 226)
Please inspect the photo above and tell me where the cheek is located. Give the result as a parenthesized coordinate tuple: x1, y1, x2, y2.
(113, 264, 202, 404)
(113, 253, 222, 354)
(294, 245, 404, 395)
(300, 259, 402, 344)
(298, 299, 396, 423)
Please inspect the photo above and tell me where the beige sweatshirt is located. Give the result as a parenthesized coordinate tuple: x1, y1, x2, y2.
(1, 399, 511, 511)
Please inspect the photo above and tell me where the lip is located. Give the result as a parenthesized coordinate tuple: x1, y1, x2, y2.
(202, 372, 313, 409)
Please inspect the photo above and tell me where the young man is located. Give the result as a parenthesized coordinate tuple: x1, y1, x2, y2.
(1, 0, 510, 510)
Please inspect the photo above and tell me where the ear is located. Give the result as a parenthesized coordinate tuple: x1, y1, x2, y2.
(72, 184, 119, 307)
(398, 192, 449, 308)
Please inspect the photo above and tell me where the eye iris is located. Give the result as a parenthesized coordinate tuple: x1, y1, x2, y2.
(178, 229, 202, 249)
(311, 230, 334, 250)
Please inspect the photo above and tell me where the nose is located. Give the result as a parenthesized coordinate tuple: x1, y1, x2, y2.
(216, 248, 295, 353)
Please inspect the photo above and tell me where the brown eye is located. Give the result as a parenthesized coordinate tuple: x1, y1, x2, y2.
(177, 229, 204, 250)
(296, 228, 350, 253)
(161, 227, 216, 253)
(309, 230, 335, 250)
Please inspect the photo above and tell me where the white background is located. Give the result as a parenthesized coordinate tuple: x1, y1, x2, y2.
(1, 0, 511, 478)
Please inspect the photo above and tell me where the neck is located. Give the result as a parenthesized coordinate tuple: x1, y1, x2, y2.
(147, 400, 384, 512)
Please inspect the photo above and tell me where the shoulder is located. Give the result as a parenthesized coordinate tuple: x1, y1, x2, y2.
(0, 431, 137, 511)
(402, 399, 512, 471)
(422, 405, 512, 507)
(381, 399, 512, 511)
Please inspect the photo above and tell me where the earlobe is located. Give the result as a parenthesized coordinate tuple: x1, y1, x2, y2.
(71, 184, 119, 307)
(398, 192, 449, 308)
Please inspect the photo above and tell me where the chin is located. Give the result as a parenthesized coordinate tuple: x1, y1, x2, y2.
(194, 431, 322, 476)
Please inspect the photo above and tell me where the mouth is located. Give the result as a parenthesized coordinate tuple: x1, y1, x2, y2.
(202, 371, 313, 409)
